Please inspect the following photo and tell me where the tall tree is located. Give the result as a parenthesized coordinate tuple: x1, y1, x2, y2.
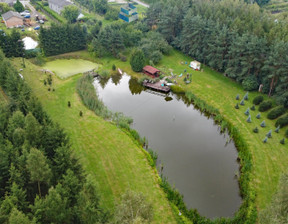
(61, 5, 80, 23)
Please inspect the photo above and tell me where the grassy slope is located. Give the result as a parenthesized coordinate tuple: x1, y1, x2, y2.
(158, 50, 288, 210)
(16, 59, 178, 224)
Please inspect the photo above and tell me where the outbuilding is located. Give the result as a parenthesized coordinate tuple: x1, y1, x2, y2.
(189, 60, 201, 71)
(143, 65, 161, 78)
(2, 11, 23, 28)
(48, 0, 72, 14)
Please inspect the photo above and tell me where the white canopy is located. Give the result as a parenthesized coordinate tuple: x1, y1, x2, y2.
(22, 36, 38, 50)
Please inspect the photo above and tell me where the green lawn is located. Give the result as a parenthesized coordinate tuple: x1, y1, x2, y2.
(157, 50, 288, 210)
(43, 59, 101, 79)
(15, 59, 178, 224)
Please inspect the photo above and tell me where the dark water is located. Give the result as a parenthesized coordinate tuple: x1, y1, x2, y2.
(94, 74, 241, 218)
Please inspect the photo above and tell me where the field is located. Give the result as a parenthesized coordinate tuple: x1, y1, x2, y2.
(15, 58, 178, 224)
(43, 59, 100, 79)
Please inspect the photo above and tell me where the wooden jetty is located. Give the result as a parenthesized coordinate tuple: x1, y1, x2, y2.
(142, 80, 170, 93)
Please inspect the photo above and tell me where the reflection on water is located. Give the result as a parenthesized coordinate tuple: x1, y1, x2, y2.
(94, 74, 242, 218)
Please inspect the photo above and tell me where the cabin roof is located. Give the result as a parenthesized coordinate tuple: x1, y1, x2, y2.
(2, 11, 22, 21)
(143, 65, 160, 74)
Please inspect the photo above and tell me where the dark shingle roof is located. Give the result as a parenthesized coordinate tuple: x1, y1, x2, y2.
(2, 11, 22, 21)
(48, 0, 73, 7)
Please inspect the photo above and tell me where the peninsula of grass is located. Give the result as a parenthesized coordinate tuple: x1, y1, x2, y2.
(15, 59, 178, 224)
(43, 59, 101, 79)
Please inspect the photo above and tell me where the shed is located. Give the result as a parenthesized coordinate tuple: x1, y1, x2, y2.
(143, 65, 160, 78)
(189, 61, 201, 70)
(2, 11, 23, 28)
(48, 0, 73, 14)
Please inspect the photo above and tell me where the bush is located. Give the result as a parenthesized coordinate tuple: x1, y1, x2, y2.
(242, 76, 259, 91)
(112, 64, 116, 71)
(253, 95, 264, 105)
(235, 103, 239, 109)
(267, 106, 286, 120)
(253, 127, 259, 133)
(259, 100, 273, 112)
(275, 114, 288, 128)
(280, 138, 285, 144)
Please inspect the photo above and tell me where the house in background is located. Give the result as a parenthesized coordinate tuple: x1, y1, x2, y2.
(119, 3, 138, 23)
(0, 0, 15, 7)
(2, 10, 23, 28)
(48, 0, 72, 14)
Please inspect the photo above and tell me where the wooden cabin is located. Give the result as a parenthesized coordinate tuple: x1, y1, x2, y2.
(143, 65, 160, 78)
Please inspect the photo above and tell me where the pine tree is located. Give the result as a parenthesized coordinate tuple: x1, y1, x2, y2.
(236, 94, 240, 100)
(244, 92, 249, 101)
(246, 115, 252, 123)
(260, 120, 266, 127)
(130, 49, 145, 72)
(253, 127, 259, 133)
(244, 108, 250, 116)
(240, 99, 245, 106)
(275, 125, 280, 133)
(266, 130, 272, 138)
(235, 103, 239, 109)
(251, 105, 255, 111)
(256, 113, 261, 119)
(263, 137, 268, 143)
(280, 138, 285, 144)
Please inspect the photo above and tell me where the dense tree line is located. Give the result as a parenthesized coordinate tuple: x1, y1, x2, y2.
(39, 23, 86, 56)
(0, 50, 108, 223)
(146, 0, 288, 107)
(0, 30, 24, 58)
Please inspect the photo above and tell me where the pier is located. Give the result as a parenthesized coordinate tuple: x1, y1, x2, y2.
(142, 80, 170, 93)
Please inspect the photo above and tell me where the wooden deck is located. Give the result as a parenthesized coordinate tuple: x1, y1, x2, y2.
(142, 80, 170, 93)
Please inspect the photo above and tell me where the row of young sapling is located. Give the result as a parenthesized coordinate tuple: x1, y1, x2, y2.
(235, 92, 285, 144)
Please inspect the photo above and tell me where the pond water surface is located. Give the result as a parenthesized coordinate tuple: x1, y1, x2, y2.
(94, 74, 242, 218)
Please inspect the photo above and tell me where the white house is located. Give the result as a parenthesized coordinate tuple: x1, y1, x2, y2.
(189, 61, 201, 71)
(48, 0, 72, 14)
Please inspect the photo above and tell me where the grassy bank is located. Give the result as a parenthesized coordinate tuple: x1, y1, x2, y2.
(157, 50, 288, 211)
(15, 59, 178, 223)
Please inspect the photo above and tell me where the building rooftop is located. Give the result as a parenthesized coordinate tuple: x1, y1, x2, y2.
(2, 11, 22, 21)
(143, 65, 160, 74)
(48, 0, 72, 8)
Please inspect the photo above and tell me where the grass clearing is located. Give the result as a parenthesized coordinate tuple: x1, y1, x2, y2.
(43, 59, 101, 79)
(15, 58, 178, 224)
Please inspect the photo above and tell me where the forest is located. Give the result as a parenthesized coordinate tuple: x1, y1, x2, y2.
(0, 50, 109, 223)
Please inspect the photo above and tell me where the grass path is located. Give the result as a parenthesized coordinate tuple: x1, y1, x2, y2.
(16, 59, 178, 223)
(158, 50, 288, 210)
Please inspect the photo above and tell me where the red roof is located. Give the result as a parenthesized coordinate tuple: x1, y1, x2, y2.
(143, 65, 160, 74)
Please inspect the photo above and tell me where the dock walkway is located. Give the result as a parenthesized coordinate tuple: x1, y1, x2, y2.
(143, 80, 170, 93)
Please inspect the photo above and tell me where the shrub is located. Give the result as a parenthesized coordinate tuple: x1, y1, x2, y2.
(235, 103, 239, 109)
(280, 138, 285, 144)
(266, 130, 272, 138)
(242, 76, 259, 91)
(256, 113, 261, 119)
(275, 114, 288, 128)
(244, 92, 249, 101)
(259, 100, 273, 112)
(263, 137, 268, 143)
(251, 105, 255, 111)
(267, 106, 286, 120)
(68, 101, 71, 107)
(79, 111, 83, 117)
(112, 64, 116, 71)
(253, 127, 259, 133)
(253, 95, 264, 105)
(240, 99, 245, 106)
(246, 115, 252, 123)
(275, 125, 280, 133)
(244, 108, 250, 116)
(236, 94, 240, 100)
(260, 120, 266, 127)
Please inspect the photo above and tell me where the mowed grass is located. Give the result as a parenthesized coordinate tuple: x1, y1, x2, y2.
(43, 59, 100, 79)
(158, 50, 288, 210)
(15, 59, 178, 224)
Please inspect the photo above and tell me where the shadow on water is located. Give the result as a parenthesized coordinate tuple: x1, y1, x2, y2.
(94, 74, 242, 219)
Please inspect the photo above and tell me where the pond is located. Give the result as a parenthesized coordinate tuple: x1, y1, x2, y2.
(43, 59, 100, 79)
(94, 74, 242, 218)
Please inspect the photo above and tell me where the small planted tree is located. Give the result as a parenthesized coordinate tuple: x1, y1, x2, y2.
(266, 130, 272, 138)
(68, 101, 71, 108)
(253, 127, 259, 133)
(246, 115, 252, 123)
(244, 108, 250, 116)
(260, 120, 266, 127)
(112, 64, 116, 71)
(240, 99, 245, 106)
(251, 105, 255, 111)
(256, 113, 261, 119)
(79, 111, 83, 117)
(275, 125, 280, 133)
(244, 92, 249, 101)
(263, 137, 268, 143)
(235, 103, 239, 109)
(280, 138, 285, 144)
(236, 94, 240, 100)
